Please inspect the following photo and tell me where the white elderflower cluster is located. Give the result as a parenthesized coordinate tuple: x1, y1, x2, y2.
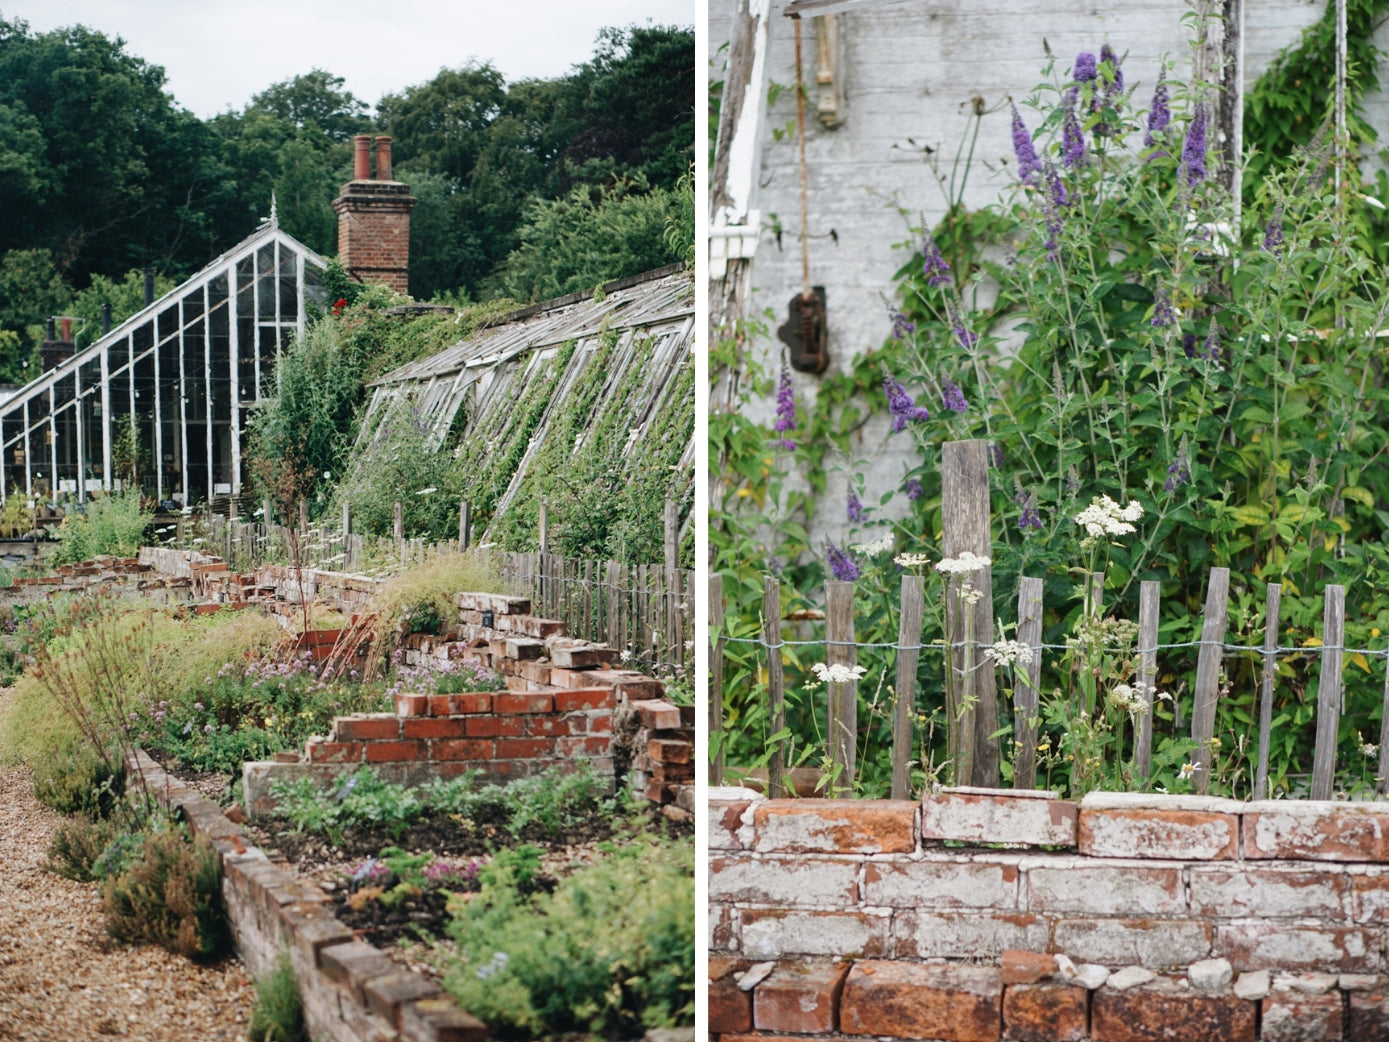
(934, 550, 991, 575)
(851, 535, 894, 557)
(894, 552, 933, 568)
(985, 640, 1035, 669)
(1074, 495, 1143, 538)
(1107, 683, 1148, 714)
(809, 662, 868, 685)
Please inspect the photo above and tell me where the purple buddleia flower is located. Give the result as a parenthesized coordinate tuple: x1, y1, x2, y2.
(988, 443, 1004, 467)
(1182, 332, 1196, 358)
(847, 490, 865, 522)
(1263, 209, 1284, 255)
(1014, 478, 1043, 531)
(1100, 44, 1124, 93)
(905, 477, 924, 501)
(921, 231, 953, 287)
(1152, 288, 1174, 328)
(884, 370, 931, 432)
(1093, 44, 1124, 138)
(1011, 104, 1042, 185)
(1073, 52, 1097, 83)
(1062, 90, 1086, 168)
(1182, 103, 1207, 187)
(1164, 436, 1192, 492)
(941, 373, 968, 413)
(1144, 69, 1171, 151)
(1203, 319, 1220, 363)
(1042, 161, 1067, 264)
(1045, 161, 1070, 209)
(891, 311, 916, 339)
(948, 301, 978, 350)
(773, 361, 797, 449)
(826, 543, 861, 582)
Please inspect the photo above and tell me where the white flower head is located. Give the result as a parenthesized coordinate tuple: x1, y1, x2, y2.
(1075, 495, 1143, 538)
(985, 640, 1035, 669)
(810, 662, 868, 685)
(1178, 762, 1201, 780)
(894, 552, 932, 568)
(935, 550, 991, 575)
(417, 487, 438, 495)
(851, 535, 894, 557)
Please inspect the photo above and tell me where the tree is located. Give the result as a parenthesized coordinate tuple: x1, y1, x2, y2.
(246, 69, 369, 143)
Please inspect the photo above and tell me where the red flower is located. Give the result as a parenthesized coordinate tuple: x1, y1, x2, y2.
(332, 297, 347, 315)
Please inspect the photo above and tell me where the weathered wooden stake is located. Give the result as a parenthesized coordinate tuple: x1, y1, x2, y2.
(825, 579, 857, 796)
(1311, 584, 1346, 801)
(1135, 581, 1160, 782)
(459, 500, 471, 551)
(393, 500, 404, 543)
(262, 497, 273, 526)
(299, 498, 308, 532)
(1190, 567, 1231, 793)
(764, 576, 785, 798)
(1014, 577, 1045, 790)
(891, 574, 925, 800)
(664, 499, 679, 658)
(539, 501, 549, 555)
(711, 574, 726, 787)
(1256, 583, 1282, 800)
(941, 440, 998, 787)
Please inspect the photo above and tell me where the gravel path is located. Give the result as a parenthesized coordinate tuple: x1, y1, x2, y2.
(0, 762, 257, 1041)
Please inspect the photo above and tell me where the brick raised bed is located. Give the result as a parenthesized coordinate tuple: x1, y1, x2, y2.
(709, 787, 1389, 1042)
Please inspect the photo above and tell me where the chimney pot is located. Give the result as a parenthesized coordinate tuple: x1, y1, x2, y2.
(353, 134, 372, 180)
(374, 136, 393, 181)
(60, 317, 71, 342)
(45, 317, 55, 341)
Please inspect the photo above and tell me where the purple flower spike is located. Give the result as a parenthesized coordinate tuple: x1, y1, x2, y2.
(1164, 457, 1191, 491)
(1014, 480, 1043, 531)
(988, 443, 1004, 467)
(1203, 320, 1221, 363)
(905, 477, 923, 501)
(1152, 288, 1175, 328)
(891, 312, 916, 339)
(1011, 105, 1042, 185)
(827, 543, 861, 582)
(1100, 44, 1123, 92)
(941, 373, 968, 413)
(1073, 52, 1097, 83)
(1062, 90, 1086, 168)
(1263, 212, 1284, 255)
(1045, 161, 1069, 209)
(774, 361, 797, 450)
(847, 491, 865, 522)
(884, 371, 931, 432)
(1145, 69, 1170, 151)
(922, 231, 954, 287)
(948, 302, 978, 350)
(1182, 103, 1207, 186)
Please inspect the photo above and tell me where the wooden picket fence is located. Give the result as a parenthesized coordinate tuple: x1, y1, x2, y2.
(200, 500, 692, 672)
(709, 440, 1383, 801)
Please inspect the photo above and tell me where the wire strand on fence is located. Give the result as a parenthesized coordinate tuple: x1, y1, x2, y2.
(719, 634, 1389, 658)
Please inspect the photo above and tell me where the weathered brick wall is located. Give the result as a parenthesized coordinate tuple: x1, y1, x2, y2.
(129, 749, 485, 1042)
(710, 787, 1389, 1042)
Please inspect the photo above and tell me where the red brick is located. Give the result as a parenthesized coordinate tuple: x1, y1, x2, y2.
(1245, 801, 1389, 862)
(1215, 922, 1380, 973)
(1027, 862, 1184, 915)
(431, 739, 495, 761)
(365, 740, 426, 763)
(308, 740, 363, 764)
(394, 693, 428, 717)
(1000, 949, 1056, 985)
(550, 644, 610, 669)
(840, 960, 1001, 1042)
(505, 638, 545, 660)
(427, 694, 453, 716)
(401, 717, 467, 739)
(711, 798, 753, 850)
(1004, 981, 1088, 1041)
(754, 961, 849, 1033)
(922, 788, 1078, 847)
(557, 735, 610, 757)
(1349, 991, 1389, 1042)
(495, 692, 553, 714)
(651, 760, 693, 783)
(517, 660, 551, 684)
(648, 737, 692, 764)
(738, 910, 892, 961)
(463, 715, 525, 737)
(504, 675, 530, 692)
(495, 738, 553, 759)
(1091, 983, 1254, 1042)
(1079, 803, 1238, 860)
(334, 715, 401, 741)
(549, 667, 601, 689)
(554, 688, 614, 711)
(709, 974, 752, 1033)
(893, 910, 1049, 959)
(447, 693, 491, 714)
(1261, 990, 1342, 1042)
(864, 858, 1018, 909)
(586, 670, 665, 699)
(525, 715, 572, 737)
(587, 711, 613, 734)
(754, 799, 917, 854)
(632, 699, 682, 729)
(645, 779, 676, 803)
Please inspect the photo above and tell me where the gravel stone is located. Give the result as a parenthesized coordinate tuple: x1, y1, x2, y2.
(1188, 957, 1233, 993)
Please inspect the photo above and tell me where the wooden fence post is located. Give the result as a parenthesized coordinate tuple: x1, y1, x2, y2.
(262, 498, 273, 526)
(1190, 567, 1231, 793)
(1014, 577, 1045, 790)
(892, 574, 925, 800)
(1256, 583, 1282, 800)
(664, 499, 680, 663)
(711, 574, 726, 787)
(459, 500, 471, 551)
(1135, 581, 1160, 782)
(393, 500, 404, 543)
(539, 501, 549, 554)
(299, 498, 308, 533)
(764, 576, 785, 798)
(1311, 584, 1346, 801)
(941, 439, 999, 787)
(825, 579, 857, 796)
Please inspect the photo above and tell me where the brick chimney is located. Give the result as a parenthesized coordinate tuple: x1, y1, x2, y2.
(332, 135, 416, 294)
(41, 317, 74, 372)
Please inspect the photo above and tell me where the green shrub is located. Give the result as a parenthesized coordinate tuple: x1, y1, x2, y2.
(31, 743, 125, 819)
(247, 951, 307, 1042)
(46, 816, 117, 881)
(443, 834, 694, 1036)
(101, 824, 231, 961)
(51, 490, 152, 564)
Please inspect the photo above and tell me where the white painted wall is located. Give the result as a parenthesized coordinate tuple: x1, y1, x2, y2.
(711, 0, 1382, 549)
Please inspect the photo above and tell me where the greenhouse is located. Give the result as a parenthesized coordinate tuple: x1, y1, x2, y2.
(0, 221, 327, 505)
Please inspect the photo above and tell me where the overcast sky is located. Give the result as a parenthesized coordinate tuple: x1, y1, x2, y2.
(0, 0, 695, 118)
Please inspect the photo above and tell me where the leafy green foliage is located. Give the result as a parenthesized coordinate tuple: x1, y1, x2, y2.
(50, 491, 152, 565)
(442, 833, 694, 1037)
(247, 952, 307, 1042)
(31, 741, 125, 819)
(45, 815, 118, 882)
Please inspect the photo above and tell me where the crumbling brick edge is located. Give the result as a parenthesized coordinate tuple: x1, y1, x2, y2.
(128, 747, 486, 1042)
